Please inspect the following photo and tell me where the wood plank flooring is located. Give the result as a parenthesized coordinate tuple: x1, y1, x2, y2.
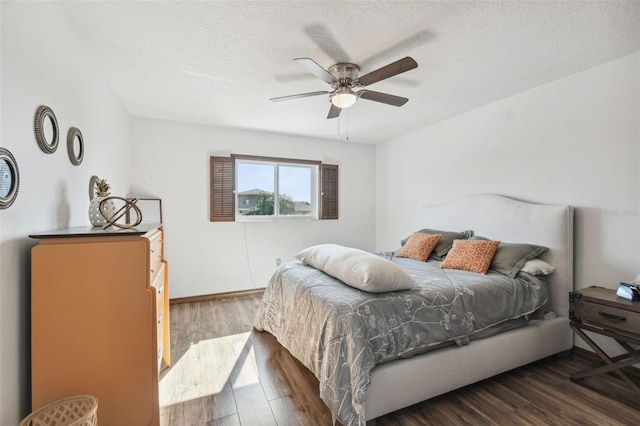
(159, 294, 640, 425)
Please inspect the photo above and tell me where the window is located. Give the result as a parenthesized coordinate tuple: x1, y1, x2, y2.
(235, 159, 317, 220)
(210, 155, 338, 222)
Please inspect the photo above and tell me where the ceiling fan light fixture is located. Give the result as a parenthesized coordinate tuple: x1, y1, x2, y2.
(330, 88, 357, 109)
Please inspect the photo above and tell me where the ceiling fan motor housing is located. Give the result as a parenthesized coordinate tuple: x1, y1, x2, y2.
(328, 63, 360, 87)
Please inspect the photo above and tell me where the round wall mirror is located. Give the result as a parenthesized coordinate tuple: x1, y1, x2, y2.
(0, 147, 20, 209)
(67, 127, 84, 166)
(34, 105, 59, 154)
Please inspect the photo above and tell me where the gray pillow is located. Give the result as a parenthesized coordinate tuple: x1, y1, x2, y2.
(471, 236, 548, 278)
(401, 229, 473, 260)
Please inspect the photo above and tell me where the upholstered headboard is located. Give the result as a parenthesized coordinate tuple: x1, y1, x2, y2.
(421, 194, 574, 317)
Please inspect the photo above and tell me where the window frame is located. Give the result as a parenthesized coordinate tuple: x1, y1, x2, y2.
(234, 155, 319, 222)
(209, 154, 338, 222)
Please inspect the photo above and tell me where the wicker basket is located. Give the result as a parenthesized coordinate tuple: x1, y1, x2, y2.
(19, 395, 98, 426)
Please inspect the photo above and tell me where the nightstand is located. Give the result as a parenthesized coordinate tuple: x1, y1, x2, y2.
(569, 286, 640, 405)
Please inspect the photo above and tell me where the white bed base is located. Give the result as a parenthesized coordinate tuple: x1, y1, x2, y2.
(365, 194, 574, 421)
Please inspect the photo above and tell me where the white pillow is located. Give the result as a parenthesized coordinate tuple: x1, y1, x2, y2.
(520, 258, 555, 276)
(295, 244, 416, 293)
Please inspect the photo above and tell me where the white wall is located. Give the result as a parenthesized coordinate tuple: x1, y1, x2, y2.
(376, 52, 640, 286)
(376, 53, 640, 352)
(0, 2, 131, 423)
(131, 118, 376, 298)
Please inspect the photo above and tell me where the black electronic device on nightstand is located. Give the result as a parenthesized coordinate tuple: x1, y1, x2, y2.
(617, 282, 640, 301)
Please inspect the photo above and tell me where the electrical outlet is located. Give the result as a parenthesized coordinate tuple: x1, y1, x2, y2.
(276, 258, 281, 267)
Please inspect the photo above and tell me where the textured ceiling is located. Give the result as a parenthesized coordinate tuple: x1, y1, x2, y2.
(59, 1, 640, 144)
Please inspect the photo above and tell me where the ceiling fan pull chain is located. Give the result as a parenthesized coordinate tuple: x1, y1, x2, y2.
(346, 110, 349, 141)
(336, 110, 350, 141)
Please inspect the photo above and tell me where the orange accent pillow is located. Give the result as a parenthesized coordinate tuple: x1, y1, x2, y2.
(395, 233, 442, 262)
(439, 240, 500, 274)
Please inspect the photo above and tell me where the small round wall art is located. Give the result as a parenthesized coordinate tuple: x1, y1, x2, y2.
(34, 105, 59, 154)
(0, 147, 20, 209)
(67, 127, 84, 166)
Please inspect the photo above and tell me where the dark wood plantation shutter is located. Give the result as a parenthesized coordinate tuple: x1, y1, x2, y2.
(210, 156, 235, 221)
(321, 163, 338, 220)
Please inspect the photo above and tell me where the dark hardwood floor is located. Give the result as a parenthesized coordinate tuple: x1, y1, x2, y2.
(159, 294, 640, 426)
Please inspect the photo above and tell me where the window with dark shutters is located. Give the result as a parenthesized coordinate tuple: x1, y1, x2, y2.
(209, 155, 337, 222)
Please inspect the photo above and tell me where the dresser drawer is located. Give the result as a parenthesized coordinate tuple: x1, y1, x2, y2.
(573, 302, 640, 335)
(570, 287, 640, 337)
(157, 313, 164, 369)
(151, 261, 168, 371)
(151, 263, 166, 321)
(151, 261, 165, 290)
(147, 228, 163, 280)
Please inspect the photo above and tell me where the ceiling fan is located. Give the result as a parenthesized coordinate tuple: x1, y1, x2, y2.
(270, 56, 418, 119)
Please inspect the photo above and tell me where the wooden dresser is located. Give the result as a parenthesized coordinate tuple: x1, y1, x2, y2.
(30, 224, 170, 426)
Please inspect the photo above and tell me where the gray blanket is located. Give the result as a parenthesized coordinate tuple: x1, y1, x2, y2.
(254, 254, 548, 425)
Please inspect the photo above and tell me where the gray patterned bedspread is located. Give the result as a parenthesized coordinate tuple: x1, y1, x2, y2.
(253, 253, 548, 425)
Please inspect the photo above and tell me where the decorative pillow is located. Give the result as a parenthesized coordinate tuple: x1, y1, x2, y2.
(492, 243, 548, 278)
(521, 258, 556, 276)
(439, 240, 500, 274)
(395, 233, 442, 262)
(471, 236, 548, 278)
(295, 244, 416, 293)
(401, 229, 473, 260)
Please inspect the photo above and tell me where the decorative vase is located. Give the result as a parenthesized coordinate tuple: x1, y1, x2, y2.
(89, 196, 117, 227)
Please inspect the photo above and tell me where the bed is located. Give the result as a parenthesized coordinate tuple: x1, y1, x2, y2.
(254, 194, 574, 425)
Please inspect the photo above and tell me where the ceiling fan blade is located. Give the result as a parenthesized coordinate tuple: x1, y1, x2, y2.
(270, 91, 329, 102)
(358, 90, 409, 107)
(303, 23, 350, 65)
(294, 58, 337, 85)
(357, 57, 418, 87)
(327, 104, 341, 119)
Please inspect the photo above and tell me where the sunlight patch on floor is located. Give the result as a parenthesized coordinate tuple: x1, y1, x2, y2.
(159, 331, 253, 407)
